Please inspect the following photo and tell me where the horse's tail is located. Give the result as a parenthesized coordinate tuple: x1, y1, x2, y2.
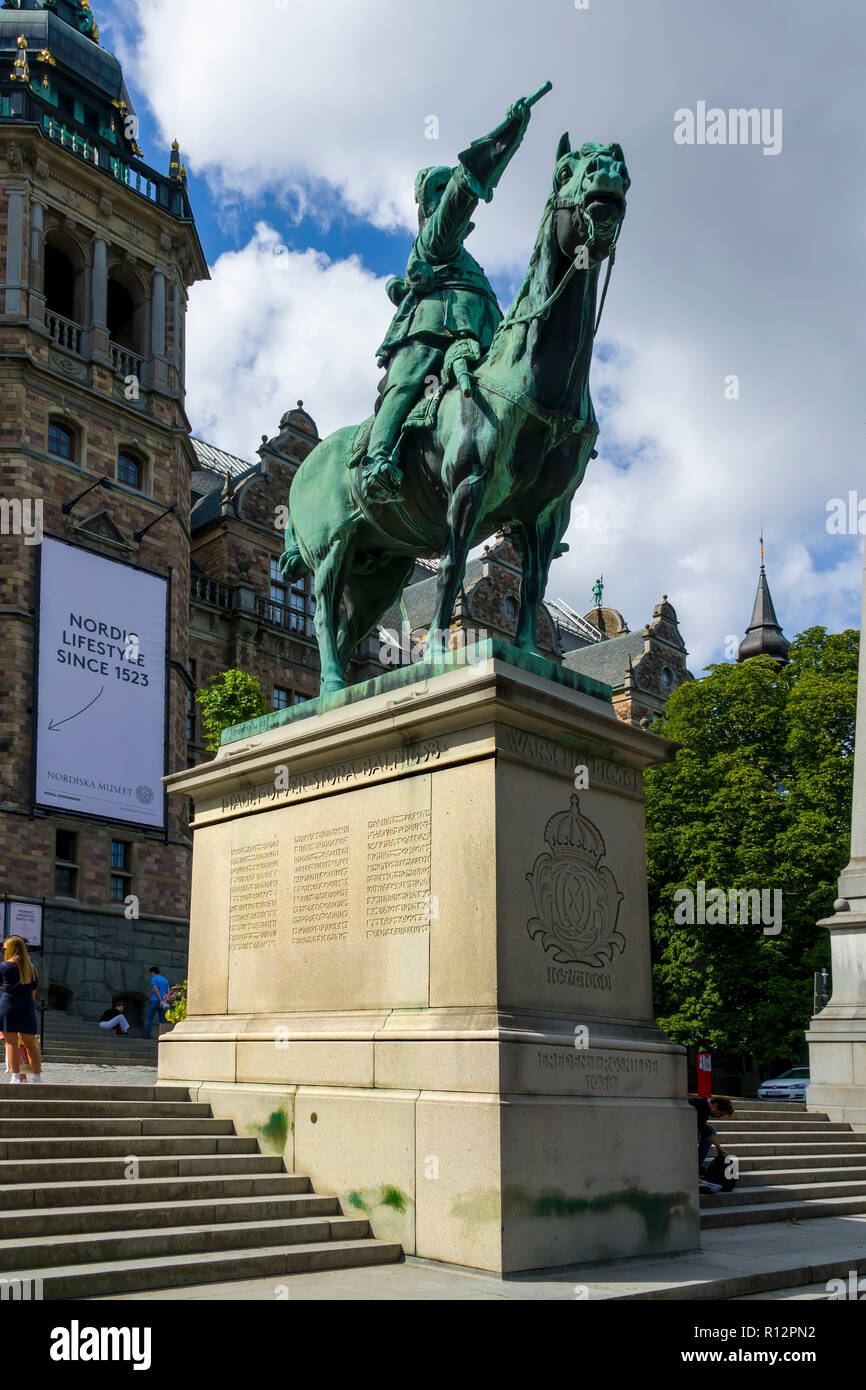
(279, 516, 307, 581)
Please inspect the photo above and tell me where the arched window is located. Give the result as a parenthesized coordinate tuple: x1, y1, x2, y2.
(117, 449, 144, 490)
(48, 419, 77, 462)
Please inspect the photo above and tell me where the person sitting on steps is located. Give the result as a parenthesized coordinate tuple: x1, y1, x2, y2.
(98, 1002, 131, 1036)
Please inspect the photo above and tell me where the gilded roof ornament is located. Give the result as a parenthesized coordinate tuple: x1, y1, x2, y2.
(10, 35, 29, 84)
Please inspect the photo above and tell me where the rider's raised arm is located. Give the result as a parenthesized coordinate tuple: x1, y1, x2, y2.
(414, 166, 481, 264)
(415, 98, 536, 266)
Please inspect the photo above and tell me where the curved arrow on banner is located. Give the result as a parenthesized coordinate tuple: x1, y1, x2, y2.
(47, 685, 105, 732)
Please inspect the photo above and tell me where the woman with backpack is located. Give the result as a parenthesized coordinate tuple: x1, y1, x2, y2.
(0, 937, 42, 1084)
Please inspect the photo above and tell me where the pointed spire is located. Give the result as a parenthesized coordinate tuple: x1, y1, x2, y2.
(737, 536, 790, 664)
(168, 140, 187, 187)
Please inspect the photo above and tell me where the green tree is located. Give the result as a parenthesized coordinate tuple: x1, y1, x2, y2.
(645, 627, 858, 1066)
(195, 670, 270, 754)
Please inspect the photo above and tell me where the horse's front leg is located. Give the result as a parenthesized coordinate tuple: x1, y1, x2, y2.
(314, 533, 355, 694)
(513, 503, 569, 656)
(429, 465, 488, 661)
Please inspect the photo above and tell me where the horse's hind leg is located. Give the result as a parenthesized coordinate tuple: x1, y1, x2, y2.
(336, 555, 415, 672)
(314, 533, 356, 694)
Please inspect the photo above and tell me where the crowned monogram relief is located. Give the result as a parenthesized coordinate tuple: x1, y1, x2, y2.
(526, 795, 625, 967)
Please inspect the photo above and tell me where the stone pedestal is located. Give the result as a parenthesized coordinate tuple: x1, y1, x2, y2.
(808, 550, 866, 1128)
(161, 643, 698, 1273)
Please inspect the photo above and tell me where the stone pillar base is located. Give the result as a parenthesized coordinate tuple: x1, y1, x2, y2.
(807, 911, 866, 1129)
(161, 645, 699, 1272)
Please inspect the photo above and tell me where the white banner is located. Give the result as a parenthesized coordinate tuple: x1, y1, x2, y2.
(35, 538, 167, 828)
(6, 902, 43, 949)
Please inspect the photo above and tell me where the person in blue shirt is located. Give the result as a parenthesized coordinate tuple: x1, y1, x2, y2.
(146, 966, 170, 1039)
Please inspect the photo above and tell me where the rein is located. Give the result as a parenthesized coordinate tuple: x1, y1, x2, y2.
(499, 195, 619, 337)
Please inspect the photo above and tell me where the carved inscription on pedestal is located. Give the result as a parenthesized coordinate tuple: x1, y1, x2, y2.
(366, 810, 432, 938)
(291, 824, 350, 944)
(228, 840, 280, 951)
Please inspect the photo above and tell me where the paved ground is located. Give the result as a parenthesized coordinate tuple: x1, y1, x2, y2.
(1, 1064, 158, 1085)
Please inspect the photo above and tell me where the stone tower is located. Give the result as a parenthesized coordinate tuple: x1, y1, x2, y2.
(0, 1, 208, 1019)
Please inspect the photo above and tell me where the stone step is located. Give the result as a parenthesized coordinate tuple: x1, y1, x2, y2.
(39, 1055, 159, 1064)
(0, 1214, 375, 1271)
(0, 1192, 342, 1241)
(0, 1086, 189, 1101)
(0, 1135, 259, 1160)
(737, 1151, 866, 1171)
(40, 1043, 159, 1053)
(733, 1101, 806, 1111)
(714, 1120, 850, 1133)
(702, 1178, 866, 1207)
(0, 1172, 311, 1210)
(714, 1130, 861, 1145)
(733, 1106, 811, 1117)
(0, 1152, 285, 1184)
(0, 1082, 403, 1295)
(701, 1193, 866, 1228)
(718, 1140, 866, 1156)
(737, 1165, 866, 1187)
(41, 1043, 158, 1052)
(0, 1118, 235, 1138)
(40, 1053, 159, 1063)
(7, 1238, 404, 1299)
(0, 1100, 210, 1119)
(41, 1040, 158, 1049)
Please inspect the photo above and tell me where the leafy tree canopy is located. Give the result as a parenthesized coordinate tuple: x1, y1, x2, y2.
(645, 627, 858, 1064)
(195, 670, 271, 754)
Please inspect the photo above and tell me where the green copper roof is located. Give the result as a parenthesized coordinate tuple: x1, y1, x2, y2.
(2, 2, 100, 45)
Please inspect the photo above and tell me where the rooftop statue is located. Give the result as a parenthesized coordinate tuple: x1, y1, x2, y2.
(280, 85, 630, 693)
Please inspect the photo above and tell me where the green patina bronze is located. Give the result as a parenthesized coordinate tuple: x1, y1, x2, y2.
(280, 86, 629, 695)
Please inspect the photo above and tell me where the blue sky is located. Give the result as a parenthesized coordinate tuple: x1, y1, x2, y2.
(86, 0, 865, 668)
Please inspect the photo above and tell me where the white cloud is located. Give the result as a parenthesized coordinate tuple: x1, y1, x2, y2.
(111, 0, 865, 666)
(185, 225, 392, 453)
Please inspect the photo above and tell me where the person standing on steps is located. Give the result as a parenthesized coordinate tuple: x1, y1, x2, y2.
(145, 966, 170, 1039)
(0, 937, 42, 1084)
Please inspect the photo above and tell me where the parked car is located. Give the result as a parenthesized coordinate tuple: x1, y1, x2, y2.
(757, 1066, 810, 1101)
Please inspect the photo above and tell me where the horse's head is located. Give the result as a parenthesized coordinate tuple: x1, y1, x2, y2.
(551, 137, 630, 264)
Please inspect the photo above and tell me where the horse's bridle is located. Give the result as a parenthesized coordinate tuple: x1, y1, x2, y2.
(501, 191, 622, 336)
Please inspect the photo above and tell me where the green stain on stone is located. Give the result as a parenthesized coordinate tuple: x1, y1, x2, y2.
(452, 1186, 691, 1247)
(379, 1185, 408, 1214)
(248, 1108, 289, 1152)
(343, 1186, 411, 1216)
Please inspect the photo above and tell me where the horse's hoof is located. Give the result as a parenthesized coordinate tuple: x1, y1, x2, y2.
(320, 680, 348, 696)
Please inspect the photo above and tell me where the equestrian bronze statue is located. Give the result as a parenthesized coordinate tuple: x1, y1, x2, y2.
(280, 84, 629, 693)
